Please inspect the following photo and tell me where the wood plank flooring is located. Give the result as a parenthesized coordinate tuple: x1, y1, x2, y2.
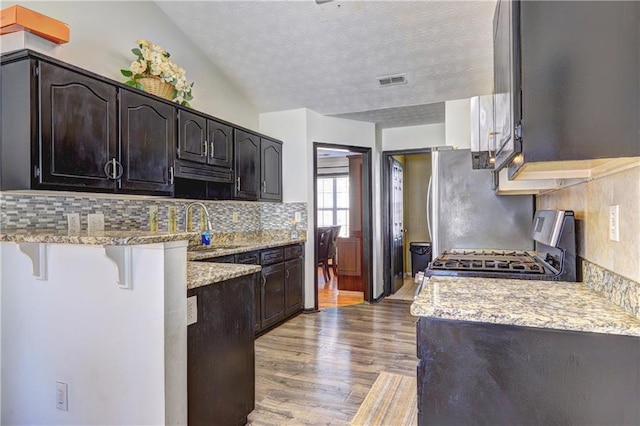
(386, 277, 418, 301)
(317, 267, 364, 310)
(248, 300, 417, 425)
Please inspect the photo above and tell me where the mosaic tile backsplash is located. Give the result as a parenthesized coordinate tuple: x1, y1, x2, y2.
(0, 192, 307, 234)
(583, 260, 640, 320)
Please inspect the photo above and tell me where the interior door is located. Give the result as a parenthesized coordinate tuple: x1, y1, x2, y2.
(390, 158, 404, 293)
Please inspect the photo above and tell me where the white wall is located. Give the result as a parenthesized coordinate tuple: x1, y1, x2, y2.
(1, 241, 187, 425)
(381, 123, 445, 151)
(259, 109, 308, 203)
(445, 98, 472, 149)
(2, 1, 259, 130)
(260, 109, 382, 306)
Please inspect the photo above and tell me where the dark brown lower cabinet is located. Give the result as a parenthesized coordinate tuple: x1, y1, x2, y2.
(260, 263, 286, 330)
(416, 318, 640, 426)
(196, 243, 305, 336)
(187, 273, 256, 426)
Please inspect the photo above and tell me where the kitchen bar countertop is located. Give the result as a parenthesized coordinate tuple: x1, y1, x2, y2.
(411, 276, 640, 337)
(187, 262, 261, 290)
(0, 229, 199, 246)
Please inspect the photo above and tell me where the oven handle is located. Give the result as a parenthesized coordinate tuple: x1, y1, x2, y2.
(426, 176, 433, 241)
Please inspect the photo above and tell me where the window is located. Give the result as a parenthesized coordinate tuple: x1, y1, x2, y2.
(317, 176, 349, 237)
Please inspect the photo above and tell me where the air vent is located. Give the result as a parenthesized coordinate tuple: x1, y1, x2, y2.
(378, 74, 407, 87)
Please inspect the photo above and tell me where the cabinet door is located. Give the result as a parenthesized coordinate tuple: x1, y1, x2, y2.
(39, 61, 117, 189)
(207, 120, 233, 169)
(119, 89, 175, 194)
(177, 110, 207, 163)
(261, 263, 285, 329)
(260, 138, 282, 201)
(233, 129, 260, 200)
(284, 258, 304, 316)
(187, 274, 255, 426)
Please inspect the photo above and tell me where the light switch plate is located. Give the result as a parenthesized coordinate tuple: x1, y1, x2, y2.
(187, 296, 197, 325)
(609, 205, 620, 242)
(87, 213, 104, 234)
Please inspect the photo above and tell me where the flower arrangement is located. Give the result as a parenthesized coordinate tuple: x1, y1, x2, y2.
(121, 39, 194, 106)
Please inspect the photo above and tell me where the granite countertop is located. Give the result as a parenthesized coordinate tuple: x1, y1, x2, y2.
(0, 229, 200, 246)
(187, 236, 307, 260)
(411, 276, 640, 337)
(187, 262, 261, 290)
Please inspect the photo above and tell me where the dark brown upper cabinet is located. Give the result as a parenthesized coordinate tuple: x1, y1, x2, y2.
(177, 110, 233, 170)
(494, 0, 640, 180)
(39, 60, 117, 190)
(1, 50, 284, 201)
(234, 129, 261, 200)
(260, 138, 283, 201)
(119, 89, 175, 195)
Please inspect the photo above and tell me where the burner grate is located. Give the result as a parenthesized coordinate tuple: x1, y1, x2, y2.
(431, 250, 547, 275)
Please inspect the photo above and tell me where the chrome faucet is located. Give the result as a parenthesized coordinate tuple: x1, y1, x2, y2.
(185, 202, 213, 232)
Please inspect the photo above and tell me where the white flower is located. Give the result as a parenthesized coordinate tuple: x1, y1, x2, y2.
(130, 60, 146, 75)
(136, 39, 150, 48)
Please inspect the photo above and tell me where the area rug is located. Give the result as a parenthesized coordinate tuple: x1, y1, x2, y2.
(350, 371, 418, 426)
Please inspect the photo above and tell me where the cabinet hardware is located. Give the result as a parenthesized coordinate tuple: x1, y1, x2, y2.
(262, 181, 267, 194)
(285, 269, 290, 279)
(33, 165, 40, 178)
(104, 158, 123, 180)
(261, 275, 266, 287)
(210, 142, 215, 158)
(236, 176, 241, 192)
(203, 140, 208, 157)
(32, 64, 39, 77)
(169, 166, 175, 184)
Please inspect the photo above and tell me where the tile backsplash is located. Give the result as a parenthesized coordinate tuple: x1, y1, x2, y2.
(537, 165, 639, 318)
(0, 191, 307, 234)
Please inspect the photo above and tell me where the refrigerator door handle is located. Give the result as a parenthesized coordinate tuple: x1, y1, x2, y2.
(426, 176, 433, 240)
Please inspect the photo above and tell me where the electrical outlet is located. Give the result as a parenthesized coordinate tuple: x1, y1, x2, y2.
(67, 213, 80, 234)
(232, 212, 239, 223)
(295, 212, 302, 222)
(87, 213, 104, 234)
(56, 382, 68, 411)
(187, 296, 198, 325)
(609, 205, 620, 242)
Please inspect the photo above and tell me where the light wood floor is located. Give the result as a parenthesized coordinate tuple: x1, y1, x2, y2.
(317, 267, 364, 310)
(386, 276, 419, 301)
(248, 300, 417, 425)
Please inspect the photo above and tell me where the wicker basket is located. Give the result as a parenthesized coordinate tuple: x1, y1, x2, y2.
(138, 77, 174, 101)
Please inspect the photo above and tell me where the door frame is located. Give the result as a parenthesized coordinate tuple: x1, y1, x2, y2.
(313, 142, 373, 310)
(381, 148, 432, 297)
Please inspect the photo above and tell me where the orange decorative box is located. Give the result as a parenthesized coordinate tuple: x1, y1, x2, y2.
(0, 5, 69, 44)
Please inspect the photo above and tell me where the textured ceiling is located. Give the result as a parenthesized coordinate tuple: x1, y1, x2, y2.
(331, 102, 445, 128)
(156, 0, 496, 128)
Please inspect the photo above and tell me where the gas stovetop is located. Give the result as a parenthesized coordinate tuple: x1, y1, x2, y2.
(429, 249, 548, 276)
(425, 210, 577, 282)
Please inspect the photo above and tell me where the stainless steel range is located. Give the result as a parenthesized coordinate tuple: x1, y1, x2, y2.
(426, 210, 576, 281)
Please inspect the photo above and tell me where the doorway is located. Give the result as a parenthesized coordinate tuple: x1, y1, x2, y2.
(382, 149, 432, 298)
(313, 143, 373, 311)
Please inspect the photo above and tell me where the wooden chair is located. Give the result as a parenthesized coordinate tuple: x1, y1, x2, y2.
(316, 227, 332, 282)
(327, 225, 341, 277)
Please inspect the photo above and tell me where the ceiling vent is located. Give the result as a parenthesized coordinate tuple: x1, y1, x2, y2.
(378, 74, 407, 87)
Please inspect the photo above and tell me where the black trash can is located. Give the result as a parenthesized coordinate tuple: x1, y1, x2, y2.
(410, 242, 432, 277)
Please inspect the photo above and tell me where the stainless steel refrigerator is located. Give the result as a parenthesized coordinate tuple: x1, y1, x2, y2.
(427, 148, 534, 256)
